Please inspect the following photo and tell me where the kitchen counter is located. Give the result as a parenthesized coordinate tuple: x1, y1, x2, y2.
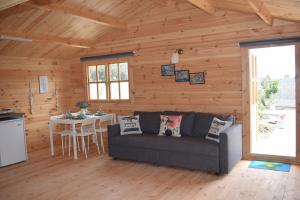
(0, 113, 25, 121)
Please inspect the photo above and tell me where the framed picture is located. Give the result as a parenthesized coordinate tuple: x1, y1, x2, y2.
(161, 64, 175, 76)
(175, 70, 190, 82)
(39, 76, 48, 93)
(189, 72, 205, 84)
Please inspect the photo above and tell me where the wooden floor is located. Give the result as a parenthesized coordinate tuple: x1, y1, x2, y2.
(0, 148, 300, 200)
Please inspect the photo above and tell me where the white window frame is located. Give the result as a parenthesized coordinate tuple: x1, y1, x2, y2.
(86, 62, 130, 102)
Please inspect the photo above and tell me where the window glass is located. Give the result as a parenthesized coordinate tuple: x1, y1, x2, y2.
(110, 82, 119, 100)
(109, 64, 118, 81)
(88, 62, 129, 101)
(97, 65, 106, 81)
(119, 63, 128, 81)
(89, 83, 97, 100)
(98, 83, 106, 100)
(88, 66, 97, 82)
(120, 82, 129, 100)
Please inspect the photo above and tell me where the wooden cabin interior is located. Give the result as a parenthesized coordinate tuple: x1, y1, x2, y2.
(0, 0, 300, 199)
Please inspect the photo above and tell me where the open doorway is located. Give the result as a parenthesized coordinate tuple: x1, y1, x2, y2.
(249, 45, 296, 157)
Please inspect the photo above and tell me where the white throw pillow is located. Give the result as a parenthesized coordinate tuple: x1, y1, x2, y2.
(206, 117, 232, 142)
(118, 115, 142, 135)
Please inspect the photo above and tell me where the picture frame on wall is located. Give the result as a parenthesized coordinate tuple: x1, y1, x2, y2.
(161, 64, 175, 76)
(175, 70, 190, 82)
(189, 72, 205, 84)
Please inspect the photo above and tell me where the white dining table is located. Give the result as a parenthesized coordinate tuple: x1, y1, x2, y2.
(49, 113, 115, 160)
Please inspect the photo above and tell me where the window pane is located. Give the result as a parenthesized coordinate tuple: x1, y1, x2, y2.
(89, 83, 97, 100)
(119, 63, 128, 81)
(120, 82, 129, 100)
(109, 64, 118, 81)
(97, 65, 106, 81)
(88, 66, 97, 82)
(110, 82, 119, 100)
(98, 83, 106, 100)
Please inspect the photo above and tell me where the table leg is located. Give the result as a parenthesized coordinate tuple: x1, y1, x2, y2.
(113, 113, 117, 124)
(72, 123, 78, 160)
(49, 122, 55, 156)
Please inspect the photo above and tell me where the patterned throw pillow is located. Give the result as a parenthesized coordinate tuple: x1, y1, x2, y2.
(158, 115, 182, 137)
(118, 115, 142, 135)
(206, 117, 232, 142)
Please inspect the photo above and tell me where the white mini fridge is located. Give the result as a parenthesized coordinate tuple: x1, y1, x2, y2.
(0, 118, 27, 167)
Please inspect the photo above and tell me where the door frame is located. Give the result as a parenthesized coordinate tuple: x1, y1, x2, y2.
(241, 43, 300, 164)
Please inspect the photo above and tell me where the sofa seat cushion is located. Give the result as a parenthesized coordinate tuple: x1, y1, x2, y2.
(110, 134, 219, 157)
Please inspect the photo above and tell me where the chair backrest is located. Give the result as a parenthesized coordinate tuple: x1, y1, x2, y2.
(81, 117, 95, 127)
(80, 118, 96, 134)
(99, 114, 114, 124)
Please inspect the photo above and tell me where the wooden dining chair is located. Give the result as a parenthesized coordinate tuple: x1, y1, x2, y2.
(76, 118, 100, 159)
(95, 114, 114, 153)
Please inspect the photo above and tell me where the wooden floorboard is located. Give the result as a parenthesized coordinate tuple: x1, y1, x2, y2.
(0, 148, 300, 200)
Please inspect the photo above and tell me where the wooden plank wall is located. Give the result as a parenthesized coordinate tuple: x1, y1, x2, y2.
(0, 56, 85, 152)
(86, 10, 300, 123)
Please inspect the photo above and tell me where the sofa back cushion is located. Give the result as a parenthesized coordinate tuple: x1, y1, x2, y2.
(193, 113, 236, 138)
(134, 111, 161, 134)
(162, 111, 196, 136)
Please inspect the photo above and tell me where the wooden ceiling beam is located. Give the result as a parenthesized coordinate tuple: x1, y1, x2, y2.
(186, 0, 217, 15)
(0, 31, 92, 48)
(247, 0, 273, 25)
(25, 2, 127, 30)
(0, 0, 29, 11)
(31, 0, 64, 6)
(150, 0, 175, 7)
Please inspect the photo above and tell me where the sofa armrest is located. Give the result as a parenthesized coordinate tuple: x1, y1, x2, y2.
(219, 124, 242, 174)
(108, 124, 121, 138)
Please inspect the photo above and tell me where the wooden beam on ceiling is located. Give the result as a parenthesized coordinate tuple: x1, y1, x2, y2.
(186, 0, 217, 15)
(247, 0, 273, 25)
(150, 0, 175, 7)
(0, 31, 92, 48)
(0, 0, 29, 11)
(32, 0, 63, 6)
(25, 2, 127, 30)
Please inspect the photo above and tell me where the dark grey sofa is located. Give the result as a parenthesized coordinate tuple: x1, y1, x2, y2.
(108, 111, 242, 174)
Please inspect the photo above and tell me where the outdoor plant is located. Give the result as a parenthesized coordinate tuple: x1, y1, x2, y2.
(76, 101, 89, 109)
(257, 75, 279, 123)
(258, 76, 279, 111)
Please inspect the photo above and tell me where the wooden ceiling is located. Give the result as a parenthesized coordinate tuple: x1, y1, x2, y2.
(0, 0, 299, 59)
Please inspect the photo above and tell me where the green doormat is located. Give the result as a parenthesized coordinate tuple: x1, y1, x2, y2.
(249, 161, 291, 172)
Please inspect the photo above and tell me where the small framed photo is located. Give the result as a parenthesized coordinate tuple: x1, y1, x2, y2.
(161, 64, 175, 76)
(189, 72, 205, 84)
(39, 76, 48, 93)
(175, 70, 190, 82)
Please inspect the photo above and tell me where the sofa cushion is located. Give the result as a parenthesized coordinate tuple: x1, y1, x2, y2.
(193, 113, 235, 138)
(109, 134, 219, 157)
(162, 111, 196, 136)
(158, 115, 182, 137)
(118, 115, 142, 135)
(206, 117, 233, 142)
(134, 111, 161, 134)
